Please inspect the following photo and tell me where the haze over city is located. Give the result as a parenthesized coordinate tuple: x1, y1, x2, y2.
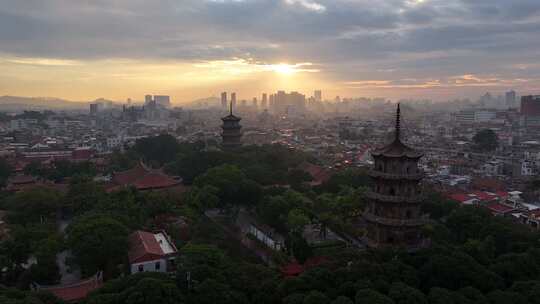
(1, 0, 540, 103)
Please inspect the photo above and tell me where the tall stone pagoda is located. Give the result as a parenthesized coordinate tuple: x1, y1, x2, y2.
(363, 103, 427, 249)
(221, 101, 243, 150)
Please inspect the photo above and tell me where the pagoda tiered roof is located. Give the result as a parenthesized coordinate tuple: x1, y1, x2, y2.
(371, 103, 423, 159)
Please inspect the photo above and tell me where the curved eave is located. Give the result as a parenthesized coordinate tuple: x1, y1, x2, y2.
(371, 151, 424, 159)
(221, 115, 241, 121)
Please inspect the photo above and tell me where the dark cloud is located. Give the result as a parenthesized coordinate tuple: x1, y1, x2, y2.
(0, 0, 539, 92)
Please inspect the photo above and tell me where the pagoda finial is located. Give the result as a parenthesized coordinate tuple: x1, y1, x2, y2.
(395, 103, 401, 140)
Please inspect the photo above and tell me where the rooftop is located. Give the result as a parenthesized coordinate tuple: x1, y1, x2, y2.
(128, 230, 178, 264)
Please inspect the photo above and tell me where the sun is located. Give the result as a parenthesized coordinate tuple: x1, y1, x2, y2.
(270, 63, 297, 75)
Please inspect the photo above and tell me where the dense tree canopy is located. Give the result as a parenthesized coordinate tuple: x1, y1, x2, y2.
(66, 214, 129, 277)
(472, 129, 499, 152)
(134, 134, 181, 166)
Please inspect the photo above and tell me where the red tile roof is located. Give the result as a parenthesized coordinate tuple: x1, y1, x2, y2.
(281, 256, 328, 277)
(486, 202, 515, 214)
(72, 148, 94, 161)
(113, 163, 181, 190)
(281, 262, 303, 277)
(128, 230, 165, 264)
(449, 193, 471, 203)
(9, 174, 36, 185)
(132, 172, 180, 190)
(113, 163, 149, 185)
(41, 273, 103, 302)
(298, 162, 333, 185)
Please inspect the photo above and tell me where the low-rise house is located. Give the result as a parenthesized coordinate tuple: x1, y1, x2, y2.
(128, 230, 178, 274)
(248, 222, 284, 251)
(520, 209, 540, 229)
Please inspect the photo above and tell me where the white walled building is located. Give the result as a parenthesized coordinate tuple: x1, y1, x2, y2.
(128, 230, 178, 274)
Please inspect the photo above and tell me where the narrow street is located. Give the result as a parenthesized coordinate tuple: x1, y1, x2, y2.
(56, 210, 81, 285)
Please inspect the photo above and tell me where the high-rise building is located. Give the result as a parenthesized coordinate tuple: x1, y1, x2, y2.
(231, 93, 237, 108)
(364, 104, 427, 250)
(241, 100, 247, 107)
(506, 90, 516, 107)
(154, 95, 171, 108)
(314, 90, 322, 102)
(521, 95, 540, 127)
(252, 97, 258, 107)
(273, 91, 306, 115)
(521, 95, 540, 116)
(262, 93, 268, 108)
(89, 103, 99, 116)
(145, 95, 153, 105)
(221, 92, 228, 109)
(221, 102, 242, 150)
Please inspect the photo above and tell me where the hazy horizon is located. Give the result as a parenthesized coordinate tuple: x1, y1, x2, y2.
(1, 0, 540, 103)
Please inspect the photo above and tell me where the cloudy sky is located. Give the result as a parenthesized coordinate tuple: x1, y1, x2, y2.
(0, 0, 539, 103)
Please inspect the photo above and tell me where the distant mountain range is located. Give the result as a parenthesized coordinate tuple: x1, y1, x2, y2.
(0, 96, 114, 111)
(187, 96, 221, 109)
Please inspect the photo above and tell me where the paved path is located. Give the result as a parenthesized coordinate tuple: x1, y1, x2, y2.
(56, 212, 81, 284)
(205, 209, 275, 266)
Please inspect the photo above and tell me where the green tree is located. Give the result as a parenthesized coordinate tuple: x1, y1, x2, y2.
(0, 288, 64, 304)
(303, 290, 329, 304)
(283, 293, 306, 304)
(134, 134, 180, 166)
(355, 289, 394, 304)
(8, 187, 62, 224)
(317, 168, 371, 193)
(186, 185, 220, 211)
(473, 129, 498, 152)
(287, 209, 310, 234)
(192, 279, 247, 304)
(194, 164, 261, 208)
(427, 288, 462, 304)
(66, 214, 129, 276)
(486, 290, 527, 304)
(388, 282, 427, 304)
(141, 191, 176, 219)
(510, 281, 540, 304)
(287, 169, 313, 189)
(30, 236, 62, 284)
(0, 157, 12, 186)
(124, 277, 182, 304)
(65, 179, 109, 215)
(332, 296, 354, 304)
(457, 287, 488, 304)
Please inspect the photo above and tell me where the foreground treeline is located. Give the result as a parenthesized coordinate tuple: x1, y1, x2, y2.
(3, 202, 540, 304)
(92, 204, 540, 304)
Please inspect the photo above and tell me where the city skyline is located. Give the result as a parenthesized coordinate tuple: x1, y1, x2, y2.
(1, 0, 540, 103)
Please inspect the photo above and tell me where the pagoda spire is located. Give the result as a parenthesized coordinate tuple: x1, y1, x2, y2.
(395, 103, 401, 141)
